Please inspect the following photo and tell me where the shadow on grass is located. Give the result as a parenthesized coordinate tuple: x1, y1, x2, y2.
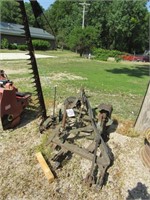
(106, 65, 150, 78)
(17, 105, 39, 128)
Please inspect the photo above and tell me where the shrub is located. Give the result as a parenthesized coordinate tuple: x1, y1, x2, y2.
(115, 55, 122, 62)
(32, 40, 50, 50)
(92, 48, 124, 62)
(1, 38, 9, 49)
(8, 43, 17, 50)
(17, 44, 27, 51)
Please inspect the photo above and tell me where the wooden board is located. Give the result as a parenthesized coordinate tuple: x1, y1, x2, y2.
(35, 152, 54, 182)
(134, 81, 150, 132)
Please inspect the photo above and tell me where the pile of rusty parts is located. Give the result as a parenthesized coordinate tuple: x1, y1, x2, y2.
(41, 88, 114, 188)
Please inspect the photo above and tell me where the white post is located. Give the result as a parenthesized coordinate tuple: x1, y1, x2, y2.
(79, 2, 90, 29)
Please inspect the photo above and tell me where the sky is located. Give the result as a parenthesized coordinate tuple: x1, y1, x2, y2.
(36, 0, 55, 9)
(147, 1, 150, 11)
(24, 0, 56, 10)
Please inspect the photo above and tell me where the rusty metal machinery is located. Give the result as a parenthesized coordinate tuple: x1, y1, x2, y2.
(16, 0, 114, 188)
(46, 89, 113, 188)
(6, 0, 150, 188)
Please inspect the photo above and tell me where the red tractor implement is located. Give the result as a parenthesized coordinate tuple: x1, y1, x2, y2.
(0, 70, 31, 130)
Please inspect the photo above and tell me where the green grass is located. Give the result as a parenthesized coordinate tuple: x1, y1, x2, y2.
(1, 50, 150, 121)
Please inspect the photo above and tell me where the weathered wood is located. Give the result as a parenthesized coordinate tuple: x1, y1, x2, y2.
(35, 152, 54, 182)
(134, 81, 150, 132)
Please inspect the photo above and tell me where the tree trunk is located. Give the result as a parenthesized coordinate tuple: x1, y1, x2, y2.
(134, 81, 150, 133)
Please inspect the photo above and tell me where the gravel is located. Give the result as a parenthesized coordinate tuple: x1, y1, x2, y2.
(0, 117, 150, 200)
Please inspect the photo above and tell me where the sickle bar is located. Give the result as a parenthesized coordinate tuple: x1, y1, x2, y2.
(16, 0, 47, 120)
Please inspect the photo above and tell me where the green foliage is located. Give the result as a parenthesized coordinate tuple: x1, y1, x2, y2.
(67, 26, 99, 56)
(106, 0, 148, 52)
(8, 44, 17, 50)
(24, 2, 37, 26)
(17, 45, 28, 51)
(45, 1, 81, 38)
(32, 40, 50, 50)
(0, 0, 44, 26)
(1, 38, 9, 49)
(115, 56, 122, 63)
(0, 0, 149, 54)
(92, 48, 124, 61)
(45, 0, 148, 53)
(0, 0, 22, 24)
(86, 1, 112, 48)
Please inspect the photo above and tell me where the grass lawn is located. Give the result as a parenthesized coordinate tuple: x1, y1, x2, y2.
(1, 50, 150, 122)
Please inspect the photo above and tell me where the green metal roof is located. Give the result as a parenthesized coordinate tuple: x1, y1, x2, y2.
(0, 22, 55, 40)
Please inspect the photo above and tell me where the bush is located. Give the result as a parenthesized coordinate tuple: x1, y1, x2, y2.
(8, 43, 17, 50)
(32, 40, 50, 50)
(17, 45, 27, 51)
(92, 48, 124, 62)
(1, 38, 9, 49)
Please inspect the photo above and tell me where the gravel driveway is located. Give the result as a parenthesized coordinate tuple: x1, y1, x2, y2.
(0, 53, 57, 60)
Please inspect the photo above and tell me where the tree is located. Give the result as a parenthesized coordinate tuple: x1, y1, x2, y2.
(0, 0, 22, 24)
(45, 0, 149, 53)
(56, 30, 68, 50)
(0, 0, 44, 27)
(1, 0, 148, 53)
(106, 0, 148, 53)
(67, 26, 99, 57)
(24, 2, 37, 27)
(44, 1, 82, 46)
(86, 1, 112, 49)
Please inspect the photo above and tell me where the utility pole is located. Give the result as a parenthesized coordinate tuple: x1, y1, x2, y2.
(79, 2, 90, 29)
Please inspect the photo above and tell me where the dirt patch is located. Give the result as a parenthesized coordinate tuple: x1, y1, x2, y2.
(2, 68, 29, 75)
(47, 72, 88, 81)
(117, 120, 135, 136)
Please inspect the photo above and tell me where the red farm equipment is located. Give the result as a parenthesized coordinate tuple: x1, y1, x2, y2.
(0, 70, 31, 130)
